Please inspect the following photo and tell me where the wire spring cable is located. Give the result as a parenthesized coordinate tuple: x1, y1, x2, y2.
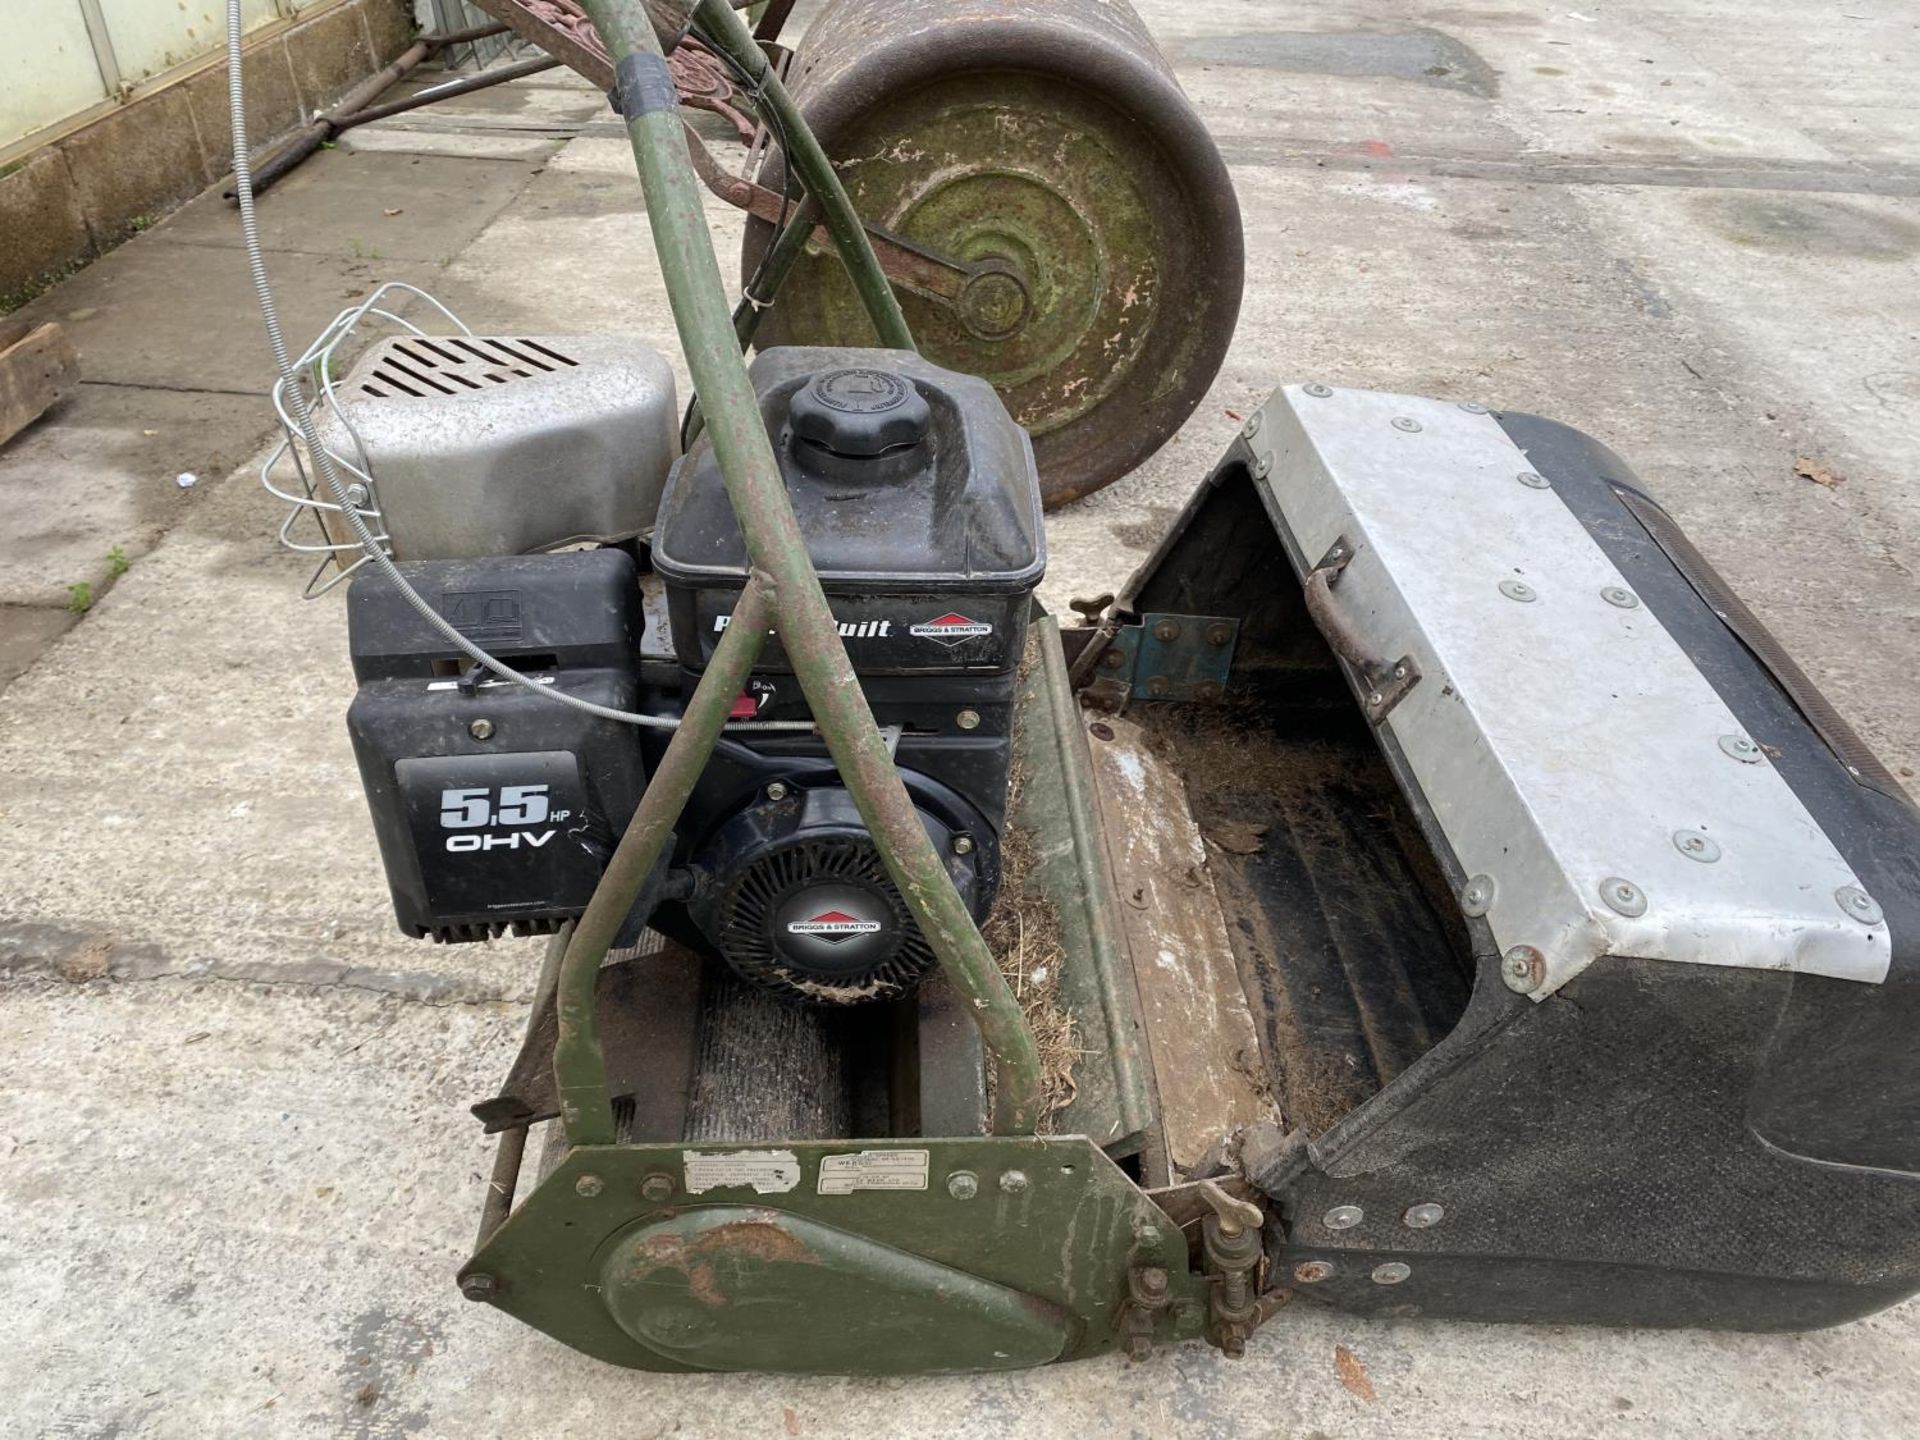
(226, 3, 804, 735)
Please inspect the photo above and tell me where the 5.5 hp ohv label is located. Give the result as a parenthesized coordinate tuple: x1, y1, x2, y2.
(817, 1149, 931, 1195)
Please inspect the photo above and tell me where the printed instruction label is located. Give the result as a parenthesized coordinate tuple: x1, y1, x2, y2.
(682, 1148, 801, 1196)
(817, 1148, 931, 1196)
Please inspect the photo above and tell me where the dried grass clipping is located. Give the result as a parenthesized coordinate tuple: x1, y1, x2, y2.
(980, 636, 1078, 1130)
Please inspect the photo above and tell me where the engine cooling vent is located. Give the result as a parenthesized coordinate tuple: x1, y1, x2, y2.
(714, 836, 938, 1005)
(355, 336, 580, 400)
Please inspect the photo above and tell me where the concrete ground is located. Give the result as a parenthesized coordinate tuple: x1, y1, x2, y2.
(2, 1, 1918, 1435)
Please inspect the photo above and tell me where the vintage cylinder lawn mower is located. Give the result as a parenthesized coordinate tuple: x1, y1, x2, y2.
(232, 0, 1920, 1375)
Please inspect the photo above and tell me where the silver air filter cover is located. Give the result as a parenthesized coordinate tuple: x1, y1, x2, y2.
(317, 335, 678, 561)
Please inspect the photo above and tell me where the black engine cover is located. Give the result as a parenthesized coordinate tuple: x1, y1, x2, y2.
(686, 786, 982, 1004)
(346, 550, 646, 942)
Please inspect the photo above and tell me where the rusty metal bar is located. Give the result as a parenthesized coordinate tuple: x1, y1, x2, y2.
(683, 126, 971, 305)
(336, 55, 560, 130)
(476, 922, 572, 1244)
(689, 0, 914, 350)
(569, 0, 1044, 1134)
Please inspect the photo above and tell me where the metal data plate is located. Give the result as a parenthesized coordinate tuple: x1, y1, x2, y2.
(1245, 385, 1890, 999)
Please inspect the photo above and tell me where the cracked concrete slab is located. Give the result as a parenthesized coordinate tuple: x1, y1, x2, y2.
(152, 149, 550, 264)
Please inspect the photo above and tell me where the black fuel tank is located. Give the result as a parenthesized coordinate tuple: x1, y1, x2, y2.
(651, 347, 1045, 677)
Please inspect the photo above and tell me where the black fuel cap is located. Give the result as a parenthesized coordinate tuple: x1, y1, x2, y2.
(789, 367, 932, 457)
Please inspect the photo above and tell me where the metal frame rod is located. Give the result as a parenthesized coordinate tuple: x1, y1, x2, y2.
(683, 191, 822, 449)
(339, 55, 560, 130)
(563, 0, 1044, 1135)
(556, 581, 773, 1145)
(690, 0, 914, 351)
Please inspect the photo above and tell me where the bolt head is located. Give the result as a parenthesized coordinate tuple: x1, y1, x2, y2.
(765, 781, 790, 801)
(1499, 579, 1538, 603)
(574, 1173, 604, 1199)
(1719, 734, 1764, 764)
(1460, 875, 1495, 918)
(1601, 586, 1641, 609)
(952, 834, 975, 856)
(1836, 885, 1885, 925)
(1125, 1334, 1153, 1363)
(1366, 691, 1385, 707)
(1146, 675, 1170, 698)
(459, 1273, 497, 1302)
(468, 718, 495, 741)
(946, 1170, 979, 1200)
(640, 1173, 675, 1203)
(999, 1169, 1030, 1195)
(1293, 1260, 1334, 1284)
(344, 483, 370, 508)
(1371, 1262, 1412, 1285)
(1672, 829, 1722, 864)
(1403, 1203, 1445, 1229)
(1194, 681, 1224, 702)
(1517, 470, 1551, 490)
(1391, 416, 1423, 433)
(1457, 401, 1490, 415)
(956, 709, 982, 731)
(1101, 648, 1126, 670)
(1323, 1204, 1364, 1231)
(1153, 619, 1181, 643)
(1502, 944, 1545, 993)
(1137, 1266, 1170, 1297)
(1303, 383, 1333, 398)
(1600, 877, 1648, 918)
(1244, 410, 1265, 436)
(1206, 622, 1234, 647)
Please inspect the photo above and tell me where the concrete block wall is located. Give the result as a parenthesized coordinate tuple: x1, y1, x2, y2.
(0, 0, 415, 310)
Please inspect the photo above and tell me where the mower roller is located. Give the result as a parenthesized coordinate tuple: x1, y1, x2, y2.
(248, 0, 1920, 1376)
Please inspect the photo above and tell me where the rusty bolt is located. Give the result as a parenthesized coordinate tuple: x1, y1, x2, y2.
(574, 1173, 605, 1199)
(1293, 1260, 1334, 1284)
(1101, 648, 1126, 670)
(1089, 721, 1116, 742)
(469, 718, 494, 741)
(1153, 619, 1181, 643)
(1125, 1334, 1153, 1363)
(1146, 675, 1170, 698)
(1205, 622, 1234, 647)
(1218, 1324, 1249, 1359)
(640, 1173, 675, 1203)
(1137, 1266, 1170, 1300)
(459, 1273, 496, 1302)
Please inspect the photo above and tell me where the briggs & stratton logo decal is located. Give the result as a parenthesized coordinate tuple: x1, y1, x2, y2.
(787, 910, 883, 945)
(909, 612, 994, 648)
